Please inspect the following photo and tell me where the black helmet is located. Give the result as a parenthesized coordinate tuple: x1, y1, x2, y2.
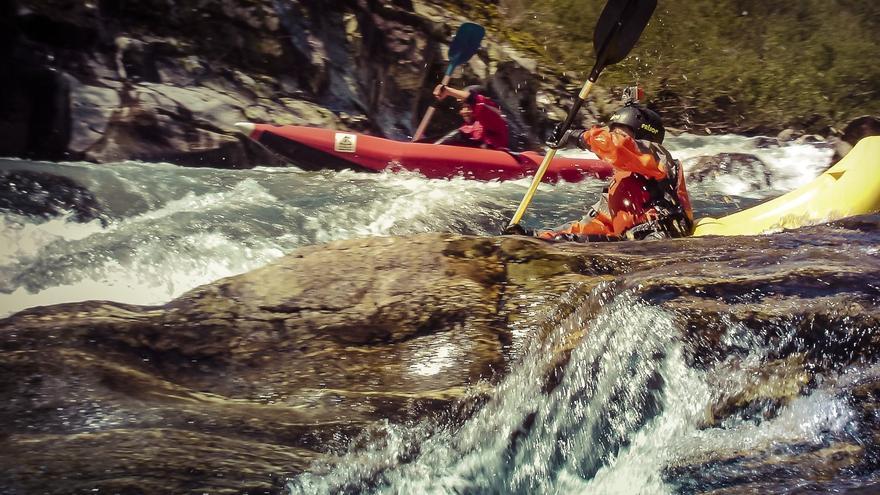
(464, 85, 486, 106)
(609, 104, 665, 143)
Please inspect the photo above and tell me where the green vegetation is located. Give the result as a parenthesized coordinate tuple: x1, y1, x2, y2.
(438, 0, 880, 133)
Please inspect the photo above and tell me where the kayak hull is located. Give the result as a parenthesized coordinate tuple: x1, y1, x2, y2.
(693, 136, 880, 236)
(238, 123, 613, 183)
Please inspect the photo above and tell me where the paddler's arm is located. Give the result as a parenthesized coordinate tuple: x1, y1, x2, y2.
(537, 212, 615, 239)
(433, 84, 470, 101)
(582, 127, 666, 179)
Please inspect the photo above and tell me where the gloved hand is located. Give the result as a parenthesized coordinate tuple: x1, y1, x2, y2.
(545, 124, 585, 150)
(501, 223, 534, 236)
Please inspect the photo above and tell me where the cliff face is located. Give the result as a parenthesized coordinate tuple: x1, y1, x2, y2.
(0, 0, 567, 166)
(4, 0, 875, 166)
(2, 221, 880, 493)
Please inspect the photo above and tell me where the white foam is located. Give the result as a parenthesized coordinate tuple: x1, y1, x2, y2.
(0, 231, 286, 318)
(303, 171, 509, 243)
(288, 295, 856, 495)
(0, 214, 107, 265)
(0, 178, 288, 317)
(668, 133, 834, 194)
(122, 177, 278, 224)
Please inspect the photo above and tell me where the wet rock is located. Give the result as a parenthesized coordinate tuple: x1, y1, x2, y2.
(667, 354, 880, 493)
(794, 133, 826, 145)
(488, 55, 542, 150)
(0, 234, 516, 494)
(776, 128, 800, 142)
(115, 37, 161, 83)
(0, 233, 626, 492)
(751, 136, 780, 148)
(667, 442, 867, 494)
(0, 169, 107, 224)
(684, 152, 773, 191)
(65, 75, 120, 154)
(82, 82, 287, 167)
(842, 115, 880, 146)
(827, 135, 853, 164)
(703, 355, 810, 427)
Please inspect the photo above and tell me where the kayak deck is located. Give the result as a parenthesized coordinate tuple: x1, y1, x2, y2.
(692, 137, 880, 236)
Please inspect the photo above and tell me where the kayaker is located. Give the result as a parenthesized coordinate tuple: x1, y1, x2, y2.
(432, 84, 510, 150)
(520, 88, 693, 241)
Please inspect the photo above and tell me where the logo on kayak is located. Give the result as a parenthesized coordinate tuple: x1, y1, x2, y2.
(334, 133, 358, 153)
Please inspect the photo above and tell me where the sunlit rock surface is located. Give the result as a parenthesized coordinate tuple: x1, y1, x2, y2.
(2, 217, 880, 493)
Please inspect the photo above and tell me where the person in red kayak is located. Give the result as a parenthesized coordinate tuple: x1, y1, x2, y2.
(530, 88, 693, 241)
(432, 84, 510, 150)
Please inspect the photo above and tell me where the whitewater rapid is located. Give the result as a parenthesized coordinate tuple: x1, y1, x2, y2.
(288, 293, 857, 494)
(0, 135, 833, 318)
(4, 134, 869, 495)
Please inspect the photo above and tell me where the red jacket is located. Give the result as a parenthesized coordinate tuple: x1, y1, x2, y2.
(460, 94, 510, 150)
(539, 127, 693, 239)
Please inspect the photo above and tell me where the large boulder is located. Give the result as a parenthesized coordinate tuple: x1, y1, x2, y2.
(2, 0, 433, 164)
(842, 115, 880, 146)
(4, 0, 667, 163)
(684, 152, 773, 191)
(0, 234, 522, 494)
(0, 169, 107, 223)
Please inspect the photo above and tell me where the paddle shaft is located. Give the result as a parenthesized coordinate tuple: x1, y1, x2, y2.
(507, 80, 595, 227)
(412, 75, 451, 142)
(505, 0, 656, 230)
(411, 23, 483, 142)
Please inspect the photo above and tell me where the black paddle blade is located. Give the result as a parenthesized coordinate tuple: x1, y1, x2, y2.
(447, 22, 485, 74)
(593, 0, 657, 69)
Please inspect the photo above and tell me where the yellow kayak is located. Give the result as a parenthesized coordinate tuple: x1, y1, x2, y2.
(692, 136, 880, 237)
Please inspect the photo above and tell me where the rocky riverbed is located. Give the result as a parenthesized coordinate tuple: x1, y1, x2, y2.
(3, 221, 880, 493)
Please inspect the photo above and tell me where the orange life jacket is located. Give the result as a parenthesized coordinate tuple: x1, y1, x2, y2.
(539, 127, 693, 240)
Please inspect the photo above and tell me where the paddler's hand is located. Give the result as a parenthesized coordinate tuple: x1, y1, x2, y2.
(546, 124, 585, 150)
(501, 224, 534, 236)
(433, 84, 448, 99)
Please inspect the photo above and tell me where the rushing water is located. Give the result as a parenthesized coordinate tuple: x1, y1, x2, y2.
(0, 134, 833, 318)
(289, 294, 862, 494)
(5, 134, 866, 493)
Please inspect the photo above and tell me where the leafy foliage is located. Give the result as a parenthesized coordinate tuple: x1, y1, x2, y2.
(438, 0, 880, 132)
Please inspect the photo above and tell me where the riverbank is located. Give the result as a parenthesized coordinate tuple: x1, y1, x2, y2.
(437, 0, 880, 136)
(1, 0, 877, 167)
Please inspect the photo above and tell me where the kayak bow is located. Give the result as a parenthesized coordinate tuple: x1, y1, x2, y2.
(693, 136, 880, 236)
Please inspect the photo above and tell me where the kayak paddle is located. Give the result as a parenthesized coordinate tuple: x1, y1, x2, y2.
(505, 0, 657, 230)
(412, 22, 485, 142)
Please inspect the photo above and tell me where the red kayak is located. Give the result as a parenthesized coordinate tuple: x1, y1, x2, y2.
(235, 123, 612, 182)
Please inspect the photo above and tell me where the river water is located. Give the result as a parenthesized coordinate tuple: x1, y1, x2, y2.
(0, 134, 832, 318)
(5, 134, 874, 494)
(289, 294, 869, 494)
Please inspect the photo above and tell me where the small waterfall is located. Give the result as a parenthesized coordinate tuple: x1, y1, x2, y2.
(288, 288, 858, 494)
(287, 292, 688, 493)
